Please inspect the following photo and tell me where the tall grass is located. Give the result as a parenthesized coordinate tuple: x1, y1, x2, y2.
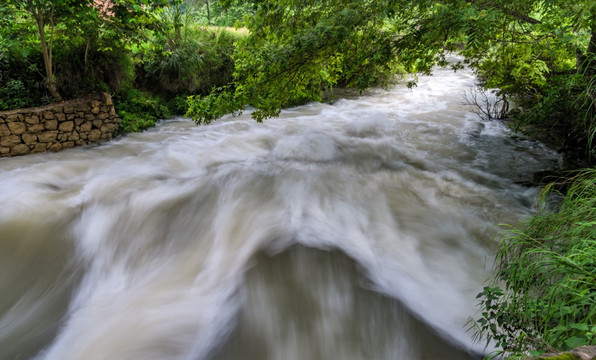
(578, 53, 596, 159)
(473, 168, 596, 358)
(142, 7, 242, 97)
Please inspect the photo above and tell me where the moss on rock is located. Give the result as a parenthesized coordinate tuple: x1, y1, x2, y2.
(532, 353, 581, 360)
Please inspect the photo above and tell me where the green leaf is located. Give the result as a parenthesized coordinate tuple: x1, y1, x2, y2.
(565, 336, 588, 349)
(568, 323, 589, 331)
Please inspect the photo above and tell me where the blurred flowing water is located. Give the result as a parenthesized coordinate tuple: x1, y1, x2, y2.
(0, 66, 561, 360)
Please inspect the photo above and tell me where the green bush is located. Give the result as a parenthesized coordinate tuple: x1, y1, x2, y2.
(143, 37, 205, 95)
(54, 43, 136, 99)
(511, 73, 595, 161)
(143, 27, 239, 97)
(113, 89, 170, 133)
(167, 94, 190, 115)
(0, 43, 47, 110)
(0, 78, 32, 110)
(194, 1, 252, 27)
(473, 169, 596, 359)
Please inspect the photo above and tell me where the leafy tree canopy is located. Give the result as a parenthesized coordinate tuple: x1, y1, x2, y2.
(187, 0, 596, 125)
(2, 0, 171, 101)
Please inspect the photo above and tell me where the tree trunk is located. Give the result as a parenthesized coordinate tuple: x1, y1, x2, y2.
(586, 27, 596, 114)
(84, 37, 90, 69)
(34, 6, 62, 102)
(206, 0, 210, 25)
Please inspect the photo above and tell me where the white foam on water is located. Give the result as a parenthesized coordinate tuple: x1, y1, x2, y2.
(0, 65, 561, 359)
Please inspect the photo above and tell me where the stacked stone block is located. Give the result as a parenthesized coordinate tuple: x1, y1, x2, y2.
(0, 92, 120, 157)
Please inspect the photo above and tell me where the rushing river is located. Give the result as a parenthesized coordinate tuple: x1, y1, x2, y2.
(0, 66, 561, 360)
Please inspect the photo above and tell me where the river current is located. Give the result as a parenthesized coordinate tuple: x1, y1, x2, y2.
(0, 66, 561, 360)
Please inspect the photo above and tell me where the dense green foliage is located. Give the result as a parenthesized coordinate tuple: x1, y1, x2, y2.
(0, 0, 246, 132)
(461, 1, 596, 161)
(193, 0, 252, 27)
(141, 20, 239, 95)
(474, 169, 596, 358)
(2, 0, 169, 101)
(113, 89, 170, 133)
(0, 45, 44, 110)
(186, 0, 596, 160)
(187, 0, 440, 123)
(0, 0, 164, 105)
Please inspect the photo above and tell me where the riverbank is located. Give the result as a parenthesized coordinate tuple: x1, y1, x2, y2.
(527, 346, 596, 360)
(473, 166, 596, 359)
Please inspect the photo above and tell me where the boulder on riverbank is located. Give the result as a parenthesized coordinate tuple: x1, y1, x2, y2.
(528, 346, 596, 360)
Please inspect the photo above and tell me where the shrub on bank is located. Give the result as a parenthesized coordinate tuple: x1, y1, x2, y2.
(118, 26, 243, 133)
(142, 27, 239, 98)
(114, 89, 170, 133)
(473, 169, 596, 359)
(113, 89, 170, 133)
(0, 46, 48, 111)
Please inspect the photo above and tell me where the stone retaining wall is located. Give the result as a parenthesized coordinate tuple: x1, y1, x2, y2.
(0, 92, 120, 157)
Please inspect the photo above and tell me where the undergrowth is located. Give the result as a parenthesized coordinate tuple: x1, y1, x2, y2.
(472, 168, 596, 359)
(113, 89, 170, 133)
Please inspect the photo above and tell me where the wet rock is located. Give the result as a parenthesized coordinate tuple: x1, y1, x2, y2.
(11, 144, 30, 156)
(88, 129, 101, 142)
(58, 121, 74, 132)
(0, 124, 10, 137)
(45, 119, 58, 130)
(48, 143, 63, 152)
(7, 122, 26, 135)
(22, 133, 37, 145)
(27, 123, 45, 133)
(529, 346, 596, 360)
(1, 135, 21, 147)
(32, 143, 47, 153)
(25, 115, 39, 124)
(80, 122, 92, 132)
(532, 170, 564, 187)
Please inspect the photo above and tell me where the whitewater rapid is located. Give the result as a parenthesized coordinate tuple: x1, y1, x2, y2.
(0, 66, 561, 360)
